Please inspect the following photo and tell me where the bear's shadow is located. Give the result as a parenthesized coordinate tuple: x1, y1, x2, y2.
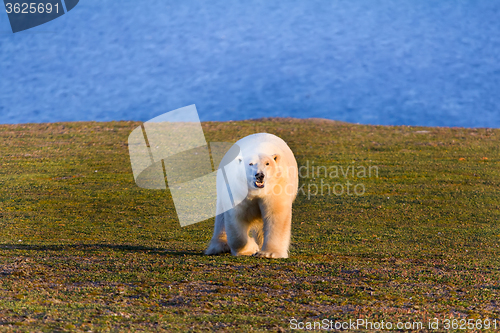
(0, 243, 203, 257)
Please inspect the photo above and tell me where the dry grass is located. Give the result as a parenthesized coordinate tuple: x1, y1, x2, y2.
(0, 119, 499, 332)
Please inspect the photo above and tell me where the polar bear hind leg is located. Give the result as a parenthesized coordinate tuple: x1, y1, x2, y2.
(204, 213, 230, 255)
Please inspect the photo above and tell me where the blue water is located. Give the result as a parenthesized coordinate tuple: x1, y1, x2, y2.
(1, 1, 499, 127)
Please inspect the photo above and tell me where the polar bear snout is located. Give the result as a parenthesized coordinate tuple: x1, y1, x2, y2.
(255, 172, 264, 182)
(255, 172, 265, 188)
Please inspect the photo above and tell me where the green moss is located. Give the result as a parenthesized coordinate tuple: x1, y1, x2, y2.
(0, 119, 499, 332)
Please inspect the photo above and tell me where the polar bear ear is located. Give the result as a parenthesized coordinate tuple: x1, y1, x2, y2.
(272, 154, 280, 164)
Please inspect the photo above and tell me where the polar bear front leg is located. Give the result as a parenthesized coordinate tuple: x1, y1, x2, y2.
(225, 211, 260, 256)
(254, 203, 292, 259)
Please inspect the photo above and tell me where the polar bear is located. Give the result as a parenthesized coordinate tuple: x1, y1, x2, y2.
(205, 133, 298, 258)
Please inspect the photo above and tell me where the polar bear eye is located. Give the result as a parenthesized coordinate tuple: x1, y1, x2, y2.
(249, 163, 253, 166)
(266, 162, 269, 166)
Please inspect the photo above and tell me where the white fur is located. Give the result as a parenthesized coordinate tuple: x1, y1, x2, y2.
(205, 133, 298, 258)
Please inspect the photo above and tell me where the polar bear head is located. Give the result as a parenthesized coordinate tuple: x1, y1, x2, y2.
(242, 153, 282, 191)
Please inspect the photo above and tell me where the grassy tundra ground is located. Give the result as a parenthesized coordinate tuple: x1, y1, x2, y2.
(0, 119, 499, 332)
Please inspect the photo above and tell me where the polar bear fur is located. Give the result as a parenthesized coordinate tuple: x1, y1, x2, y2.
(205, 133, 298, 258)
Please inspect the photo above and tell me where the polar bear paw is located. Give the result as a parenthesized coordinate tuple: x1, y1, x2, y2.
(204, 241, 230, 255)
(253, 251, 288, 259)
